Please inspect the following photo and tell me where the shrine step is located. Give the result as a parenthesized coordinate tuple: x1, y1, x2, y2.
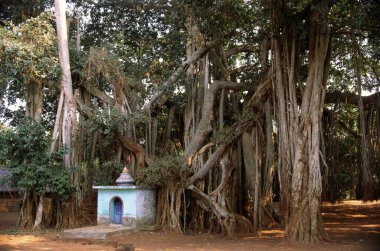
(63, 225, 136, 239)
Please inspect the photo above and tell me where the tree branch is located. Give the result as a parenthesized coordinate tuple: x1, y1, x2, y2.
(209, 48, 230, 80)
(231, 65, 259, 76)
(144, 38, 227, 111)
(80, 81, 114, 106)
(117, 132, 150, 169)
(186, 119, 252, 186)
(225, 44, 259, 58)
(325, 91, 380, 107)
(183, 81, 246, 158)
(186, 76, 272, 185)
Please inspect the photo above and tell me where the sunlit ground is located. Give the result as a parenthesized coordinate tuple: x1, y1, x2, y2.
(0, 234, 113, 250)
(321, 199, 380, 247)
(1, 235, 47, 245)
(322, 200, 380, 206)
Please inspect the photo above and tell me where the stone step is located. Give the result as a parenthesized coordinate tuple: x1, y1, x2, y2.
(63, 225, 136, 240)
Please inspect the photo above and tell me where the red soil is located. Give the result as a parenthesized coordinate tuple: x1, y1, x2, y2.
(0, 200, 379, 251)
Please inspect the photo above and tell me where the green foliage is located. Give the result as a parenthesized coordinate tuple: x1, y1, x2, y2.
(92, 159, 123, 186)
(136, 155, 188, 187)
(329, 0, 380, 94)
(0, 12, 60, 86)
(78, 0, 186, 91)
(287, 0, 311, 14)
(0, 118, 75, 201)
(80, 107, 127, 148)
(192, 0, 256, 40)
(0, 11, 60, 126)
(0, 0, 52, 25)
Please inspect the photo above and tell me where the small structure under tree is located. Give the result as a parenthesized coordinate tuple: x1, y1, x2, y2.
(93, 166, 156, 228)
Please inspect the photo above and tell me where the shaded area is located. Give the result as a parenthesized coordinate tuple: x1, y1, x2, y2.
(322, 200, 380, 246)
(0, 212, 19, 231)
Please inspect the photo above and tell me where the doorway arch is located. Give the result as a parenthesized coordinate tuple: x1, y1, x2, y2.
(109, 196, 123, 224)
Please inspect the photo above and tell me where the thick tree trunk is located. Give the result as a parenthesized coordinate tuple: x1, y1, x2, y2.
(55, 0, 76, 169)
(351, 31, 374, 201)
(25, 81, 43, 123)
(271, 0, 331, 242)
(261, 101, 280, 225)
(286, 4, 331, 242)
(18, 191, 36, 228)
(253, 126, 261, 234)
(55, 0, 78, 228)
(33, 194, 44, 229)
(23, 81, 44, 228)
(273, 37, 291, 226)
(242, 131, 255, 202)
(242, 126, 262, 233)
(23, 81, 45, 229)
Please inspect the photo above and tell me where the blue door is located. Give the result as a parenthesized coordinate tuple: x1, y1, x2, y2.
(114, 198, 122, 224)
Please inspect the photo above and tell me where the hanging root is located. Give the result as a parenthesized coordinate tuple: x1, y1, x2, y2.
(234, 213, 253, 233)
(187, 184, 252, 239)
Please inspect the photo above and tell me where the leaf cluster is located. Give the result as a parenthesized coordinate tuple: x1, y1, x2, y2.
(192, 0, 256, 40)
(78, 0, 186, 86)
(0, 11, 61, 125)
(80, 107, 127, 148)
(0, 0, 51, 25)
(0, 12, 60, 88)
(136, 155, 188, 187)
(92, 158, 123, 186)
(0, 118, 75, 201)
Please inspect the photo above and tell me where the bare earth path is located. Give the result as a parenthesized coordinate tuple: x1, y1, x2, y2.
(0, 200, 379, 251)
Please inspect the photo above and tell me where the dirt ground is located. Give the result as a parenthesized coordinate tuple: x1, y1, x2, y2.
(0, 200, 379, 251)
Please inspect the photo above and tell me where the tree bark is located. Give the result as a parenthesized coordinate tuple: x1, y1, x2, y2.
(271, 0, 331, 242)
(351, 30, 374, 201)
(253, 126, 261, 234)
(51, 90, 64, 153)
(33, 194, 44, 229)
(25, 81, 43, 123)
(55, 0, 76, 169)
(261, 101, 280, 225)
(286, 4, 330, 242)
(18, 191, 36, 228)
(55, 0, 78, 228)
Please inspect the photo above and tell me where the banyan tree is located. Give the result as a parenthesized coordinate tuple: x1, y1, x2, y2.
(0, 0, 379, 243)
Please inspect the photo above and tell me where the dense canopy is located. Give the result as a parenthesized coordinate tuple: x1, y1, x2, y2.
(0, 0, 379, 243)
